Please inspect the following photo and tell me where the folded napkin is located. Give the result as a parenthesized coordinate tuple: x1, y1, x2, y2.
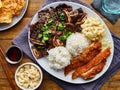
(13, 0, 120, 90)
(92, 0, 120, 24)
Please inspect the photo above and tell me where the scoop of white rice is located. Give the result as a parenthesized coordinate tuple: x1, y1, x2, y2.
(47, 46, 71, 70)
(66, 32, 91, 57)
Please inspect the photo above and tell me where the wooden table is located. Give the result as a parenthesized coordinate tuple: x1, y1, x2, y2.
(0, 0, 120, 90)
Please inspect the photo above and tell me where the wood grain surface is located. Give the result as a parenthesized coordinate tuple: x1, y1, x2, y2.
(0, 0, 120, 90)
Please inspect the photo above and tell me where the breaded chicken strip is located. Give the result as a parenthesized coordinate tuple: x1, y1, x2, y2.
(72, 47, 111, 79)
(80, 59, 106, 79)
(64, 42, 101, 75)
(64, 61, 85, 76)
(71, 41, 102, 64)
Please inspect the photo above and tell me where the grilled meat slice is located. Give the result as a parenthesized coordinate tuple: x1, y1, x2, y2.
(32, 46, 42, 59)
(56, 4, 72, 13)
(30, 38, 45, 45)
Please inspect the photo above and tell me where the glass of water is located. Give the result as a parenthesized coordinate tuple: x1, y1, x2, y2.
(102, 0, 120, 14)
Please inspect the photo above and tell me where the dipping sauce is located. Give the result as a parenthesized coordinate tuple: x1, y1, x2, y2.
(6, 47, 22, 61)
(5, 45, 23, 64)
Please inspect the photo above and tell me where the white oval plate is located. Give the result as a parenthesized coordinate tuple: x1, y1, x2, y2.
(28, 1, 114, 84)
(0, 0, 29, 31)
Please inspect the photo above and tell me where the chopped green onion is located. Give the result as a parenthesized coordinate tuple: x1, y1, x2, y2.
(37, 46, 42, 49)
(48, 18, 53, 24)
(43, 31, 49, 35)
(41, 30, 51, 42)
(43, 37, 49, 42)
(60, 31, 72, 41)
(65, 31, 72, 37)
(42, 24, 48, 31)
(57, 23, 66, 30)
(38, 34, 42, 39)
(43, 31, 50, 37)
(42, 39, 45, 43)
(59, 13, 66, 20)
(42, 37, 49, 43)
(47, 18, 55, 28)
(60, 35, 67, 41)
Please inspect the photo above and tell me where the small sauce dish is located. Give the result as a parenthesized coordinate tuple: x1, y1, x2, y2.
(5, 45, 23, 64)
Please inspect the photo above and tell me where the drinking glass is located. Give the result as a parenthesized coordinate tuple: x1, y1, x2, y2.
(102, 0, 120, 14)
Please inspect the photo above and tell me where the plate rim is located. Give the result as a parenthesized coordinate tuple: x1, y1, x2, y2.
(28, 1, 114, 84)
(0, 0, 29, 31)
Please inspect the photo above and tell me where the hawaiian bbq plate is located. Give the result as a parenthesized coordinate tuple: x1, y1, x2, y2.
(28, 1, 114, 84)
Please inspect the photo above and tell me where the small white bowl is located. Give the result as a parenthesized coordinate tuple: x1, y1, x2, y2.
(5, 45, 23, 64)
(15, 62, 43, 90)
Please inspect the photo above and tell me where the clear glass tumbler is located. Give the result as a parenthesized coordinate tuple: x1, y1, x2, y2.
(102, 0, 120, 14)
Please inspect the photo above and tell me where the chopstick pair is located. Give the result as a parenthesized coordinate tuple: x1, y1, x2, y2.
(0, 45, 16, 90)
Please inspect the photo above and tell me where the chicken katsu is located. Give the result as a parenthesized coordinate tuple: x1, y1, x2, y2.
(64, 61, 84, 76)
(72, 47, 111, 79)
(80, 59, 106, 79)
(71, 41, 102, 64)
(64, 41, 102, 75)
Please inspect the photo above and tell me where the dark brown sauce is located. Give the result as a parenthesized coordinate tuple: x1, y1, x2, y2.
(6, 47, 22, 61)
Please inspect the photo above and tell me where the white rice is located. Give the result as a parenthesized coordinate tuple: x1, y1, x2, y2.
(66, 32, 91, 57)
(47, 46, 71, 70)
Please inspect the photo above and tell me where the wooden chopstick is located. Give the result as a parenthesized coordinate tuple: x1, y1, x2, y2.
(0, 46, 16, 90)
(0, 47, 14, 75)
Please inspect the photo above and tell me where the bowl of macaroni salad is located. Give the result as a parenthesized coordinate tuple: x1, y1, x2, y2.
(15, 62, 43, 90)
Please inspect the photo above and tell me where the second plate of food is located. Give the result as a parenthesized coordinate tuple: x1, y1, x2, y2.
(28, 1, 114, 84)
(0, 0, 28, 31)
